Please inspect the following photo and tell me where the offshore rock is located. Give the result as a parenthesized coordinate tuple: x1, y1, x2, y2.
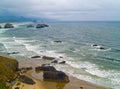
(54, 41, 62, 43)
(4, 23, 14, 28)
(0, 25, 2, 28)
(36, 23, 49, 28)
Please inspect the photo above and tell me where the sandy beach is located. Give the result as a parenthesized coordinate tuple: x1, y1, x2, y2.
(13, 58, 111, 89)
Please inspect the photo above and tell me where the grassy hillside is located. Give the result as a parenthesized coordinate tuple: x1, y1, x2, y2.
(0, 56, 18, 89)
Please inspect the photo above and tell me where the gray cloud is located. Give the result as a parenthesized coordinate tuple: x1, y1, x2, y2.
(0, 0, 120, 21)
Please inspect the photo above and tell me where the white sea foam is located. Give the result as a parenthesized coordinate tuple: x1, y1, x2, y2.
(0, 29, 9, 34)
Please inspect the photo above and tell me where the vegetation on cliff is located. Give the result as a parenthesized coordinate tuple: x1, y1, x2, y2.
(0, 56, 18, 89)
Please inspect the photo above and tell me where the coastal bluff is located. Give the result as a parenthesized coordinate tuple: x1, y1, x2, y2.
(0, 56, 18, 89)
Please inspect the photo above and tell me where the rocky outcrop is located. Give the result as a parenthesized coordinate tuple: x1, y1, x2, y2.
(0, 56, 18, 89)
(19, 75, 35, 84)
(54, 41, 62, 43)
(59, 61, 66, 64)
(43, 71, 69, 82)
(19, 67, 32, 73)
(4, 23, 14, 28)
(31, 56, 41, 58)
(7, 52, 19, 55)
(42, 56, 55, 60)
(35, 65, 69, 82)
(35, 66, 56, 72)
(51, 60, 58, 63)
(0, 25, 2, 28)
(36, 23, 49, 28)
(92, 44, 105, 50)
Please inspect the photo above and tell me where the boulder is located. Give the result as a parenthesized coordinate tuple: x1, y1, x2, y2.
(59, 56, 63, 58)
(59, 61, 66, 64)
(42, 56, 55, 60)
(4, 23, 14, 28)
(54, 41, 62, 43)
(100, 47, 105, 50)
(35, 66, 56, 72)
(92, 44, 98, 47)
(7, 52, 19, 55)
(19, 75, 35, 85)
(31, 56, 41, 58)
(19, 67, 32, 73)
(43, 71, 69, 82)
(36, 23, 49, 28)
(51, 60, 58, 63)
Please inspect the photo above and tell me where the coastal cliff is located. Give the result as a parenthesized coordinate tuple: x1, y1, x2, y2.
(0, 56, 18, 89)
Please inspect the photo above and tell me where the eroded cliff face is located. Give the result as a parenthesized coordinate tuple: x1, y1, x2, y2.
(0, 56, 18, 88)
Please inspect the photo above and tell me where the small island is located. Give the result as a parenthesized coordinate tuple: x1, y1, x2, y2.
(4, 23, 14, 28)
(36, 23, 49, 28)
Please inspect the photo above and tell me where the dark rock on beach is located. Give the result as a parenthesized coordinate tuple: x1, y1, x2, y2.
(4, 23, 14, 28)
(43, 71, 69, 82)
(59, 56, 63, 58)
(31, 56, 41, 58)
(35, 65, 56, 72)
(36, 23, 49, 28)
(59, 61, 66, 64)
(35, 65, 69, 82)
(19, 67, 32, 73)
(51, 60, 58, 63)
(19, 75, 35, 85)
(42, 56, 55, 60)
(7, 52, 19, 55)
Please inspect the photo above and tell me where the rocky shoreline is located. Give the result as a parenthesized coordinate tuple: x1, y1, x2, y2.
(0, 56, 111, 89)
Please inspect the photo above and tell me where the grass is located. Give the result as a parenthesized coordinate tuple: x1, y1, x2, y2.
(0, 82, 6, 89)
(0, 56, 18, 89)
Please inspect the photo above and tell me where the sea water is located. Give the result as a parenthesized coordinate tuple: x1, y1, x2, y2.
(0, 22, 120, 89)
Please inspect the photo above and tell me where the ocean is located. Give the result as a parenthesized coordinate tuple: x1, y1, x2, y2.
(0, 22, 120, 89)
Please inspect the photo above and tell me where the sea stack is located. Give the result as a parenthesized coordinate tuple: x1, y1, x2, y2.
(36, 23, 49, 28)
(0, 25, 2, 28)
(4, 23, 14, 28)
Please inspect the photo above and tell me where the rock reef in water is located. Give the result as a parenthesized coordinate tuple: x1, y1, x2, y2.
(0, 25, 2, 28)
(42, 56, 55, 60)
(36, 23, 49, 28)
(4, 23, 14, 28)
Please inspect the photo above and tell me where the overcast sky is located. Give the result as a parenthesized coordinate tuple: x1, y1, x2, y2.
(0, 0, 120, 21)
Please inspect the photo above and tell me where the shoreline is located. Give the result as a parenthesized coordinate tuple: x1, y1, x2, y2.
(15, 58, 111, 89)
